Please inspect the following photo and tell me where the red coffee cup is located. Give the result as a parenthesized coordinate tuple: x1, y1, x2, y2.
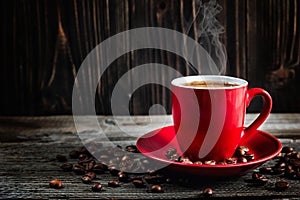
(171, 75, 272, 162)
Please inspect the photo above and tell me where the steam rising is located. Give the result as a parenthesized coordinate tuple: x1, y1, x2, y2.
(187, 0, 227, 75)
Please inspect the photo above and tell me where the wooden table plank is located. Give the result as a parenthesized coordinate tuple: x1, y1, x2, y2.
(0, 114, 300, 199)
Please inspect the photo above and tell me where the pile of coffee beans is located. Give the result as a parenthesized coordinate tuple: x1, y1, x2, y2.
(248, 145, 300, 191)
(51, 145, 167, 193)
(165, 146, 254, 165)
(50, 144, 299, 196)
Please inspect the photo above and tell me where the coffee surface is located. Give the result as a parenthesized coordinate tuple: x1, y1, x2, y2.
(183, 81, 239, 88)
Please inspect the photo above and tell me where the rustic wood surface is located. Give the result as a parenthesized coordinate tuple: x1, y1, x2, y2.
(1, 0, 299, 115)
(0, 114, 300, 199)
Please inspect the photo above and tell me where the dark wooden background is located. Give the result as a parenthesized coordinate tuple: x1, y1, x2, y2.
(0, 0, 299, 115)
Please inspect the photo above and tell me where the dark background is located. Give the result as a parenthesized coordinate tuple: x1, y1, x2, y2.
(0, 0, 299, 115)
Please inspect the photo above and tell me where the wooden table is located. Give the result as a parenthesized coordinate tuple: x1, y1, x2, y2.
(1, 114, 300, 199)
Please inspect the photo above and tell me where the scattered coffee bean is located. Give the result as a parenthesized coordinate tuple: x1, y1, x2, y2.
(275, 161, 286, 168)
(60, 163, 73, 172)
(275, 152, 283, 159)
(281, 146, 294, 153)
(49, 179, 63, 189)
(290, 159, 300, 168)
(78, 154, 89, 161)
(108, 166, 120, 176)
(92, 163, 107, 174)
(56, 154, 68, 162)
(72, 164, 86, 175)
(69, 150, 80, 159)
(252, 172, 263, 180)
(132, 179, 146, 188)
(91, 182, 102, 192)
(272, 166, 285, 175)
(81, 175, 92, 184)
(203, 187, 213, 196)
(79, 146, 89, 155)
(251, 172, 268, 185)
(259, 167, 272, 174)
(125, 145, 139, 153)
(150, 184, 163, 193)
(108, 180, 120, 187)
(85, 172, 96, 180)
(118, 172, 130, 183)
(275, 181, 290, 191)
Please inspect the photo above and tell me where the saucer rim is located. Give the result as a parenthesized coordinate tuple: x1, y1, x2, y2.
(136, 126, 282, 169)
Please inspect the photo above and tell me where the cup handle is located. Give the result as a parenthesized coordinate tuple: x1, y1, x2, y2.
(243, 88, 272, 139)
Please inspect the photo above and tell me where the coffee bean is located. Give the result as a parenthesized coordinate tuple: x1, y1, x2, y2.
(60, 163, 73, 172)
(282, 146, 294, 153)
(237, 146, 249, 153)
(150, 184, 163, 193)
(244, 153, 255, 161)
(237, 157, 247, 163)
(290, 152, 300, 159)
(251, 172, 268, 185)
(108, 166, 120, 176)
(235, 148, 246, 157)
(275, 152, 283, 159)
(182, 157, 193, 164)
(284, 168, 295, 178)
(290, 159, 300, 168)
(194, 161, 203, 165)
(259, 167, 272, 174)
(108, 180, 120, 187)
(79, 146, 89, 154)
(91, 182, 102, 192)
(69, 150, 80, 159)
(49, 179, 63, 189)
(73, 164, 86, 175)
(226, 158, 237, 164)
(252, 172, 263, 180)
(125, 145, 139, 153)
(272, 167, 285, 174)
(132, 179, 146, 188)
(85, 172, 96, 180)
(275, 161, 286, 168)
(92, 163, 107, 174)
(203, 187, 213, 196)
(275, 181, 290, 191)
(81, 175, 92, 184)
(118, 172, 130, 183)
(204, 160, 216, 165)
(78, 154, 89, 161)
(56, 154, 67, 162)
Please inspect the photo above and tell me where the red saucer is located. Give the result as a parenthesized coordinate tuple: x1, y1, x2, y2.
(136, 126, 282, 177)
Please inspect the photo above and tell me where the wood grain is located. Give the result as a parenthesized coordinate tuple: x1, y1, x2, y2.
(0, 0, 299, 115)
(0, 114, 300, 199)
